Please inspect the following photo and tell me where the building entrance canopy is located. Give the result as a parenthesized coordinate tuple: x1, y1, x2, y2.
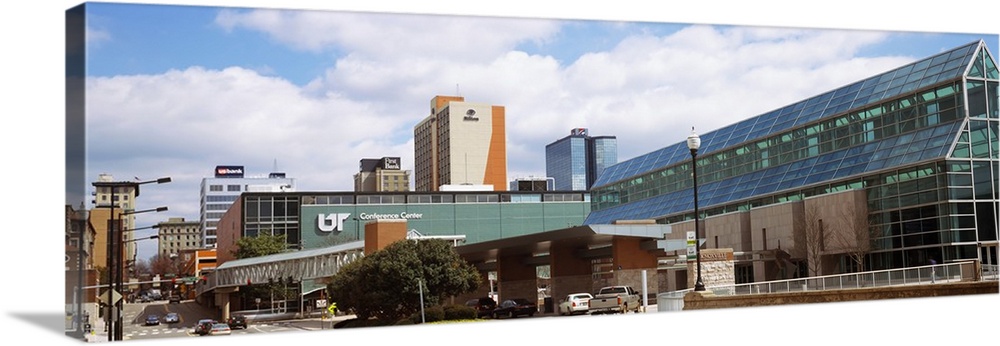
(456, 223, 675, 267)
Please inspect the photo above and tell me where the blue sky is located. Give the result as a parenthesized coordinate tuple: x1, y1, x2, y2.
(85, 4, 997, 86)
(73, 2, 1000, 264)
(3, 1, 998, 346)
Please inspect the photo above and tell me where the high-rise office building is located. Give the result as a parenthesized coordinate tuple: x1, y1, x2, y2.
(91, 173, 140, 272)
(546, 128, 618, 191)
(354, 157, 411, 192)
(413, 95, 507, 191)
(157, 217, 202, 257)
(199, 165, 295, 247)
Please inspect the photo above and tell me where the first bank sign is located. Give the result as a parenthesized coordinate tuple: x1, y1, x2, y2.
(317, 212, 423, 232)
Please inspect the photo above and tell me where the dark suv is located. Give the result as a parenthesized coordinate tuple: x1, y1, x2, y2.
(168, 295, 181, 304)
(194, 319, 215, 336)
(464, 297, 498, 318)
(227, 314, 247, 330)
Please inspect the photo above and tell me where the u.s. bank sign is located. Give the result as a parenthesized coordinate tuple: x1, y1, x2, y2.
(317, 212, 423, 232)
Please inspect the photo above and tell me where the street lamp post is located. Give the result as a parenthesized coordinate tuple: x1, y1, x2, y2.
(92, 177, 169, 342)
(687, 128, 706, 292)
(119, 222, 162, 304)
(115, 208, 166, 341)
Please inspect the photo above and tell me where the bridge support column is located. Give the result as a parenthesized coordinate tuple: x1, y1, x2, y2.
(215, 287, 238, 321)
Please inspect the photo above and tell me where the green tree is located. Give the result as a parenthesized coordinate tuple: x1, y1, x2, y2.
(232, 233, 288, 259)
(232, 233, 295, 307)
(328, 239, 481, 321)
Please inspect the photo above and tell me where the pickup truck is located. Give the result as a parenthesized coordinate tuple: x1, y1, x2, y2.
(588, 285, 642, 315)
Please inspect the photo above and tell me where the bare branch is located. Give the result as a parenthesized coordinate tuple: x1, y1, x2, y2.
(798, 203, 825, 277)
(828, 202, 877, 272)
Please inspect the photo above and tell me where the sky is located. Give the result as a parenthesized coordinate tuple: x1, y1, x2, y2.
(3, 1, 999, 346)
(71, 2, 1000, 264)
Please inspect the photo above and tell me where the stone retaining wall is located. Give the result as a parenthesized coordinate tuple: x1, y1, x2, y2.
(683, 281, 999, 310)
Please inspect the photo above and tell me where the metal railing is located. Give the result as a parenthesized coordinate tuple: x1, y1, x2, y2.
(716, 261, 976, 296)
(662, 261, 981, 300)
(657, 261, 990, 312)
(984, 264, 999, 281)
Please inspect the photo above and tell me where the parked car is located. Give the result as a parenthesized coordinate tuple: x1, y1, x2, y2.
(144, 315, 160, 326)
(558, 293, 593, 316)
(492, 298, 537, 319)
(208, 323, 231, 336)
(163, 312, 180, 324)
(227, 314, 247, 329)
(168, 295, 181, 304)
(194, 319, 216, 335)
(464, 297, 498, 318)
(589, 285, 642, 315)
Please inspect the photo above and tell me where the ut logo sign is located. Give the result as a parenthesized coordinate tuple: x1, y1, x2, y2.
(317, 213, 351, 232)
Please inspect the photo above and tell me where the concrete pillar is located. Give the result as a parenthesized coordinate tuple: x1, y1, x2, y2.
(497, 253, 536, 303)
(687, 248, 736, 289)
(549, 242, 593, 302)
(611, 237, 659, 295)
(218, 292, 230, 321)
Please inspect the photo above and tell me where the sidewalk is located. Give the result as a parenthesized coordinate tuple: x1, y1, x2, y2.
(84, 318, 107, 343)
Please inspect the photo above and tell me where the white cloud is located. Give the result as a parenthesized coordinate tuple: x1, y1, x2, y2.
(85, 25, 111, 46)
(85, 66, 413, 196)
(215, 8, 561, 62)
(87, 17, 928, 262)
(209, 10, 917, 167)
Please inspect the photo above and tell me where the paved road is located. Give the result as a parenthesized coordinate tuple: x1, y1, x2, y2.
(84, 301, 659, 342)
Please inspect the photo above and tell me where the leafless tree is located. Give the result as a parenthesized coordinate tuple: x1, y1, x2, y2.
(797, 203, 825, 277)
(828, 203, 878, 273)
(148, 253, 181, 277)
(132, 258, 151, 276)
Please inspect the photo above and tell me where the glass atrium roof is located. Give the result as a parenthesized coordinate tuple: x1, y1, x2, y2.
(585, 40, 997, 225)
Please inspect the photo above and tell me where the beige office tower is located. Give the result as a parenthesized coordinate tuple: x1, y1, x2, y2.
(354, 157, 411, 192)
(92, 173, 139, 271)
(157, 217, 202, 257)
(414, 95, 507, 191)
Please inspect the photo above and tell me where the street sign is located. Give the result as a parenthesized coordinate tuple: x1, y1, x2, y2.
(327, 302, 337, 314)
(316, 299, 327, 308)
(686, 231, 697, 260)
(99, 290, 123, 305)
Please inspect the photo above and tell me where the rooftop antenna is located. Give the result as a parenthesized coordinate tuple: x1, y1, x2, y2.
(273, 158, 278, 172)
(456, 83, 461, 96)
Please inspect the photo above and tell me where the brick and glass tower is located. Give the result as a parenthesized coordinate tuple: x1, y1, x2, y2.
(414, 95, 508, 191)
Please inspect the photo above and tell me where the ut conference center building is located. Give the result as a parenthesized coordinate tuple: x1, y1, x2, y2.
(586, 40, 999, 287)
(208, 40, 996, 307)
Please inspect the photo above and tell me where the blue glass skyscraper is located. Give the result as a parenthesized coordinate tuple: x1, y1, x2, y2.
(546, 128, 618, 191)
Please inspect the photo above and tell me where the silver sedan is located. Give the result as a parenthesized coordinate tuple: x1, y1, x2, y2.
(163, 312, 180, 324)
